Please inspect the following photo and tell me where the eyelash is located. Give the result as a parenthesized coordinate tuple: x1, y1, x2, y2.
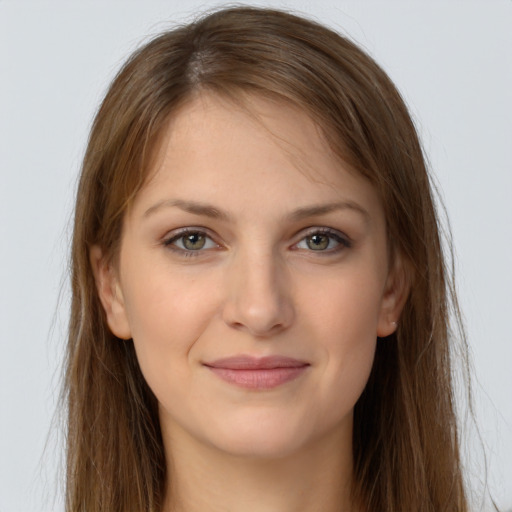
(162, 227, 352, 257)
(294, 227, 352, 254)
(163, 228, 220, 257)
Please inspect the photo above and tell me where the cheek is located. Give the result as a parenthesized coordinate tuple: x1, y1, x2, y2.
(297, 264, 383, 411)
(300, 260, 385, 344)
(125, 261, 218, 334)
(120, 263, 222, 385)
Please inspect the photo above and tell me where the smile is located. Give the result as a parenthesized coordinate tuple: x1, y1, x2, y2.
(203, 355, 310, 390)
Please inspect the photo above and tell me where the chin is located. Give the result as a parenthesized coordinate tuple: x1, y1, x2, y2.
(202, 410, 328, 460)
(213, 429, 307, 460)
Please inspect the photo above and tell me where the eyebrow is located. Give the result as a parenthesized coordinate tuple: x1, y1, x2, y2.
(289, 201, 370, 223)
(143, 199, 370, 224)
(144, 199, 230, 221)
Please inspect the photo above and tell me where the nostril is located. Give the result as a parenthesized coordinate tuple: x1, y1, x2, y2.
(222, 297, 294, 337)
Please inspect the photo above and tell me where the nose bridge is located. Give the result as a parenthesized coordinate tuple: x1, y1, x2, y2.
(223, 242, 293, 336)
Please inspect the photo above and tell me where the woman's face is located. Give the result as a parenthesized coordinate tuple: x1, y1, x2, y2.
(93, 93, 404, 459)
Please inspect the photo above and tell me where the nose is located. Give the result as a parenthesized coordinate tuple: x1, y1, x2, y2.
(221, 247, 295, 337)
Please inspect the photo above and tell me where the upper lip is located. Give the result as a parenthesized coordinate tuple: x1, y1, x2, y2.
(203, 355, 310, 370)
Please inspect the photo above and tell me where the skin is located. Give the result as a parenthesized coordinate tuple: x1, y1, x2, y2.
(92, 93, 408, 512)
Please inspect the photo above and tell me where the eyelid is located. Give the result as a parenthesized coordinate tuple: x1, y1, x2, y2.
(292, 226, 352, 252)
(162, 227, 221, 254)
(161, 225, 351, 255)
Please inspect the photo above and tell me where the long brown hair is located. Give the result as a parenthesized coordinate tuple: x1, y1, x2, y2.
(66, 6, 469, 511)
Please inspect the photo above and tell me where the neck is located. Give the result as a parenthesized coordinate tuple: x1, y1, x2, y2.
(161, 423, 357, 512)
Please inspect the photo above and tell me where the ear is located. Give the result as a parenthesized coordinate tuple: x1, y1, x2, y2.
(377, 253, 411, 338)
(90, 245, 132, 340)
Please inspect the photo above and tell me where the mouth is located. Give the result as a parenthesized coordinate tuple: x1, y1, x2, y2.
(203, 355, 310, 390)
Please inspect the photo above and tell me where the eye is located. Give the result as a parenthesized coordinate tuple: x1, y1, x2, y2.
(164, 229, 218, 254)
(295, 229, 351, 253)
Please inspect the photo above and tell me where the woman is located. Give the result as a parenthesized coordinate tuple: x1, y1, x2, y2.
(66, 6, 469, 511)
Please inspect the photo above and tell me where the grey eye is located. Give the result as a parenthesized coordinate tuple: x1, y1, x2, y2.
(305, 234, 330, 251)
(296, 231, 346, 252)
(165, 230, 218, 252)
(181, 232, 207, 250)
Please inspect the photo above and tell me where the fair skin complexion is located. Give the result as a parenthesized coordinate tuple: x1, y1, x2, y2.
(92, 93, 407, 512)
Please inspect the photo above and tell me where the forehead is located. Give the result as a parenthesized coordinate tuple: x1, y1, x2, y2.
(130, 92, 383, 223)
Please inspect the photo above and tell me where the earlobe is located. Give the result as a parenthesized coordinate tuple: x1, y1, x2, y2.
(90, 245, 132, 340)
(377, 254, 411, 338)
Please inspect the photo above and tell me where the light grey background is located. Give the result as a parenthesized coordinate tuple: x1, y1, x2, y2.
(1, 1, 510, 511)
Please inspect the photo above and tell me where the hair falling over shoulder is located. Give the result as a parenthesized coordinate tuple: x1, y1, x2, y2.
(65, 6, 471, 511)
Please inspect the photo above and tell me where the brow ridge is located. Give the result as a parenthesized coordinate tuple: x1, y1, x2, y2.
(143, 199, 369, 223)
(144, 199, 229, 220)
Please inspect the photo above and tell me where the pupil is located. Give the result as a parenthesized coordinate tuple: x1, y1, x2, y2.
(307, 234, 329, 250)
(183, 233, 205, 250)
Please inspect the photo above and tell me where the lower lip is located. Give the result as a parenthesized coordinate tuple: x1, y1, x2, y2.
(207, 366, 308, 390)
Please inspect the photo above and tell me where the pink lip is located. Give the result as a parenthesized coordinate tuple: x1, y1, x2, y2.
(203, 356, 310, 390)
